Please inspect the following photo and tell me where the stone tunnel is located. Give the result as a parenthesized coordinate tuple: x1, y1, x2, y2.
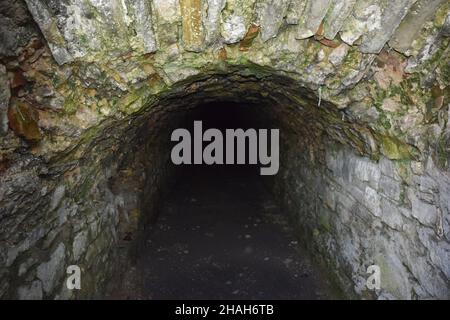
(0, 0, 449, 300)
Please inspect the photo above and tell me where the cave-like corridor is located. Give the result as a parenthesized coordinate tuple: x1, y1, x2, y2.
(107, 104, 339, 300)
(0, 0, 449, 302)
(112, 165, 336, 300)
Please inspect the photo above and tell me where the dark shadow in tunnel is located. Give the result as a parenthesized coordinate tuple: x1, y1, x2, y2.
(111, 102, 338, 300)
(172, 102, 266, 181)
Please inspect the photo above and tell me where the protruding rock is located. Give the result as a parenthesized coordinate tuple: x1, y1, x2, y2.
(205, 0, 226, 45)
(389, 0, 447, 54)
(359, 0, 417, 54)
(154, 0, 181, 23)
(221, 0, 256, 44)
(73, 230, 89, 261)
(340, 3, 383, 46)
(342, 0, 417, 53)
(25, 0, 158, 64)
(295, 0, 332, 39)
(24, 0, 72, 65)
(258, 0, 290, 42)
(222, 15, 247, 44)
(131, 0, 157, 53)
(323, 0, 356, 40)
(286, 0, 307, 25)
(180, 0, 205, 52)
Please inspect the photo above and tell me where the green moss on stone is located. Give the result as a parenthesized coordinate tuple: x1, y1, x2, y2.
(379, 135, 418, 160)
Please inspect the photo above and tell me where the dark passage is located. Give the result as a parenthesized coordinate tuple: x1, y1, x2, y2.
(109, 103, 338, 299)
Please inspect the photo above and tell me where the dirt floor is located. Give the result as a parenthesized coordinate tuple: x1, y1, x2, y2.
(110, 165, 339, 300)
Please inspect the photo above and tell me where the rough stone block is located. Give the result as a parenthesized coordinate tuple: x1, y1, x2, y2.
(380, 197, 404, 230)
(73, 230, 89, 261)
(221, 0, 256, 44)
(37, 243, 66, 295)
(153, 0, 181, 23)
(374, 239, 413, 299)
(352, 156, 381, 190)
(17, 281, 43, 300)
(418, 227, 450, 280)
(258, 0, 290, 41)
(389, 0, 447, 53)
(408, 188, 438, 227)
(131, 0, 157, 53)
(323, 0, 356, 40)
(379, 157, 401, 181)
(359, 0, 416, 53)
(295, 0, 332, 39)
(286, 0, 307, 25)
(180, 0, 205, 51)
(364, 186, 381, 217)
(205, 0, 226, 44)
(379, 175, 402, 202)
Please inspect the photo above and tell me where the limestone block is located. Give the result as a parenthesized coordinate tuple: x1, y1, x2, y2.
(359, 0, 416, 53)
(221, 0, 256, 44)
(295, 0, 332, 39)
(205, 0, 226, 44)
(17, 281, 43, 300)
(73, 230, 89, 261)
(25, 0, 158, 64)
(222, 15, 247, 44)
(364, 186, 382, 217)
(180, 0, 205, 51)
(374, 240, 413, 299)
(418, 227, 450, 280)
(131, 0, 157, 53)
(258, 0, 291, 41)
(380, 197, 404, 230)
(352, 156, 381, 190)
(286, 0, 307, 25)
(379, 175, 402, 202)
(389, 0, 447, 54)
(153, 0, 180, 23)
(37, 243, 66, 294)
(328, 43, 350, 67)
(379, 157, 401, 181)
(24, 0, 72, 64)
(323, 0, 356, 40)
(408, 188, 438, 227)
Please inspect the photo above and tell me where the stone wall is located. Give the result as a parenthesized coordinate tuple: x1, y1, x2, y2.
(274, 135, 450, 299)
(0, 105, 179, 299)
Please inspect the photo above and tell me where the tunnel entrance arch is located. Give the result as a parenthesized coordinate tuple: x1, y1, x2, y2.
(89, 68, 437, 300)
